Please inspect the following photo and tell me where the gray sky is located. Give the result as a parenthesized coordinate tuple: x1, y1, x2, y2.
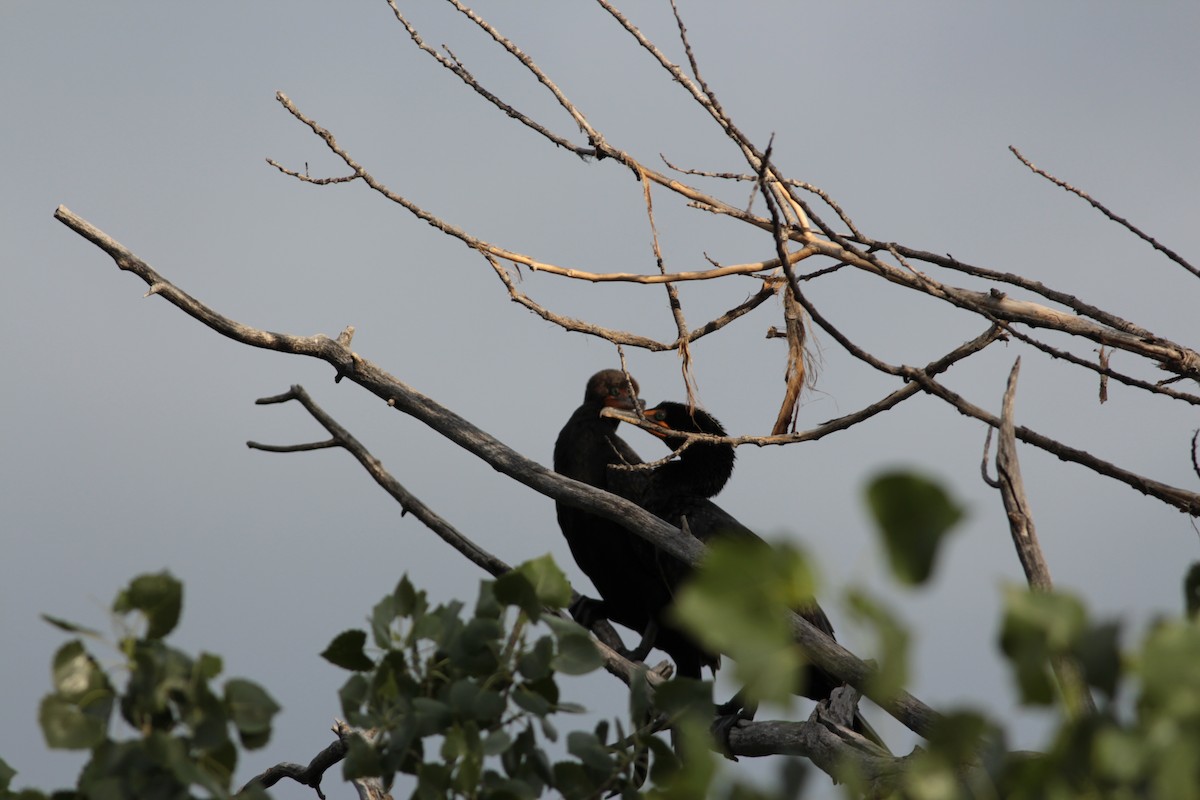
(3, 2, 1199, 796)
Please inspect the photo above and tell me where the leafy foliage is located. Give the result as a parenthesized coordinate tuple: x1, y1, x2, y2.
(326, 556, 728, 798)
(15, 572, 279, 800)
(672, 538, 817, 705)
(11, 477, 1200, 799)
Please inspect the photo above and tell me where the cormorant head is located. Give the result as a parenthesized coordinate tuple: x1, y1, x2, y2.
(584, 369, 642, 411)
(640, 401, 727, 439)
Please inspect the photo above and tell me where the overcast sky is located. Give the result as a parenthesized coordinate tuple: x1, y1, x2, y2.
(3, 2, 1199, 796)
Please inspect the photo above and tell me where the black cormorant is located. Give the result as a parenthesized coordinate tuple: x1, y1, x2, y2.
(553, 370, 665, 655)
(611, 400, 882, 744)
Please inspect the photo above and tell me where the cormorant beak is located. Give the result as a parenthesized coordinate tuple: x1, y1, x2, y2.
(599, 405, 670, 437)
(601, 394, 645, 412)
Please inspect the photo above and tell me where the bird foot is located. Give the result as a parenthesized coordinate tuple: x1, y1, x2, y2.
(711, 698, 757, 761)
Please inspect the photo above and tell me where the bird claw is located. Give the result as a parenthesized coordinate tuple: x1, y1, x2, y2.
(710, 705, 748, 762)
(711, 698, 756, 761)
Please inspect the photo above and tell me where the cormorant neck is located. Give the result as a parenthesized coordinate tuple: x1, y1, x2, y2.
(659, 437, 734, 498)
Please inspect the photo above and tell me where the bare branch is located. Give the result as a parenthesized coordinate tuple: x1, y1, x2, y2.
(1001, 325, 1200, 407)
(240, 724, 354, 799)
(1010, 145, 1199, 279)
(385, 0, 595, 156)
(994, 359, 1053, 592)
(991, 359, 1097, 717)
(909, 370, 1200, 515)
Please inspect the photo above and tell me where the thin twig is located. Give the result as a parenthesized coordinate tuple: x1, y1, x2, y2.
(1010, 146, 1199, 279)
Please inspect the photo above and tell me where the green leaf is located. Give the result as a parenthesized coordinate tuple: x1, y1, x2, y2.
(394, 575, 424, 618)
(845, 589, 910, 703)
(629, 667, 654, 727)
(518, 636, 555, 681)
(371, 592, 400, 649)
(0, 757, 13, 793)
(39, 641, 114, 750)
(446, 617, 503, 676)
(196, 651, 223, 682)
(39, 693, 109, 751)
(671, 538, 807, 705)
(338, 673, 370, 720)
(482, 729, 512, 756)
(224, 679, 280, 748)
(112, 572, 183, 639)
(1185, 563, 1200, 619)
(567, 731, 614, 772)
(321, 629, 375, 671)
(864, 471, 964, 586)
(652, 678, 712, 723)
(1138, 620, 1200, 721)
(40, 614, 101, 637)
(495, 555, 572, 619)
(1075, 621, 1121, 699)
(545, 617, 603, 676)
(343, 733, 383, 780)
(1000, 587, 1087, 706)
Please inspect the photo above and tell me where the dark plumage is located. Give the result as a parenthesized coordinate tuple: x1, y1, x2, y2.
(553, 370, 664, 647)
(623, 401, 838, 694)
(615, 401, 884, 748)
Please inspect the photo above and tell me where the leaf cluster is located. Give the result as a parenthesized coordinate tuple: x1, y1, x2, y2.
(8, 572, 279, 800)
(323, 554, 741, 799)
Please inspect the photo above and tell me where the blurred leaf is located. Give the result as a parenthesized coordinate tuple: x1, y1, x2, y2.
(321, 629, 375, 672)
(112, 572, 183, 640)
(845, 589, 910, 703)
(40, 614, 101, 637)
(544, 616, 603, 676)
(652, 678, 712, 723)
(343, 733, 383, 780)
(1185, 563, 1200, 619)
(1000, 587, 1087, 706)
(446, 617, 503, 676)
(39, 640, 113, 750)
(196, 651, 223, 682)
(513, 678, 557, 717)
(518, 636, 555, 682)
(926, 709, 995, 765)
(865, 471, 964, 586)
(338, 673, 370, 721)
(1092, 726, 1146, 784)
(567, 731, 614, 772)
(371, 592, 400, 649)
(482, 729, 512, 756)
(496, 555, 573, 619)
(1075, 621, 1121, 699)
(224, 679, 280, 749)
(647, 714, 716, 800)
(629, 665, 653, 724)
(672, 538, 805, 705)
(39, 694, 108, 751)
(394, 575, 423, 618)
(0, 757, 13, 793)
(1138, 620, 1200, 721)
(474, 580, 503, 620)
